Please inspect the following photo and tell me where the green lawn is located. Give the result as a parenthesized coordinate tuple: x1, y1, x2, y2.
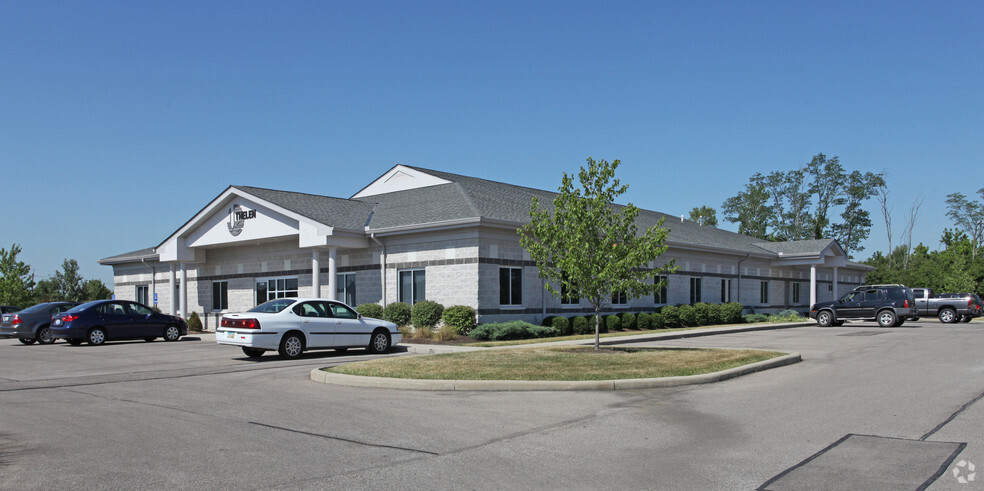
(327, 346, 785, 381)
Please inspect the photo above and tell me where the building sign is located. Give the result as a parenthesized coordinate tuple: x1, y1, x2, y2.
(227, 204, 257, 237)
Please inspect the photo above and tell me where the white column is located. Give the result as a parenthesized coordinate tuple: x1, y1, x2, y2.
(327, 247, 338, 301)
(810, 264, 818, 307)
(169, 264, 177, 316)
(311, 249, 322, 298)
(832, 267, 839, 299)
(179, 263, 188, 320)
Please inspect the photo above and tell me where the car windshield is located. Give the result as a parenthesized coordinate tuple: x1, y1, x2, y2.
(248, 299, 297, 313)
(19, 303, 54, 314)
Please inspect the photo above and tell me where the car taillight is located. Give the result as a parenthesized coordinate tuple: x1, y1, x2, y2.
(61, 315, 79, 322)
(11, 315, 22, 325)
(903, 300, 909, 308)
(221, 317, 260, 329)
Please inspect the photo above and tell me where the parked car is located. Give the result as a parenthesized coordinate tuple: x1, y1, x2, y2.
(1, 305, 21, 314)
(810, 284, 918, 327)
(911, 288, 982, 323)
(216, 298, 401, 359)
(49, 300, 188, 345)
(0, 301, 81, 344)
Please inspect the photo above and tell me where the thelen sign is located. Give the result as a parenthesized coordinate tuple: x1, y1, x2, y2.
(227, 204, 257, 237)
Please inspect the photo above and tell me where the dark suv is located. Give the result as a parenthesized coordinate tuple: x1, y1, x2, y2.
(810, 284, 918, 327)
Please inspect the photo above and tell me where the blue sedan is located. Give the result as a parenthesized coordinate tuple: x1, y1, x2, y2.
(50, 300, 188, 345)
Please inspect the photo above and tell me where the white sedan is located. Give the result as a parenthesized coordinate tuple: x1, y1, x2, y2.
(216, 298, 401, 359)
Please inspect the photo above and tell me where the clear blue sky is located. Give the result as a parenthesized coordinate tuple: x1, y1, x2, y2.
(2, 1, 981, 286)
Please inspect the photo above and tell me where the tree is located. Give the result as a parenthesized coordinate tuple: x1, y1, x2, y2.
(945, 188, 984, 258)
(519, 157, 677, 349)
(722, 173, 771, 240)
(82, 279, 113, 301)
(830, 171, 885, 258)
(688, 206, 718, 227)
(0, 243, 36, 307)
(52, 259, 86, 302)
(763, 169, 812, 240)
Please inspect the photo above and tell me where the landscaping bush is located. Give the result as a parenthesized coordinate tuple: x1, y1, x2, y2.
(469, 321, 557, 341)
(661, 305, 680, 327)
(442, 305, 477, 335)
(636, 312, 652, 330)
(572, 316, 591, 335)
(707, 303, 723, 325)
(651, 312, 666, 329)
(693, 303, 710, 326)
(743, 313, 770, 323)
(551, 316, 571, 335)
(541, 316, 557, 327)
(722, 302, 744, 324)
(436, 325, 456, 341)
(413, 326, 434, 339)
(411, 300, 444, 328)
(772, 309, 805, 322)
(383, 302, 412, 327)
(398, 325, 412, 339)
(355, 303, 384, 319)
(187, 312, 203, 332)
(678, 305, 697, 326)
(620, 312, 636, 330)
(604, 315, 619, 332)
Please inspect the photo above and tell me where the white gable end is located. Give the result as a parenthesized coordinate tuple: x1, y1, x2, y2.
(186, 199, 299, 248)
(352, 165, 451, 198)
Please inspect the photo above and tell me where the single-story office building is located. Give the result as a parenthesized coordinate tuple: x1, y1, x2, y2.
(100, 165, 872, 328)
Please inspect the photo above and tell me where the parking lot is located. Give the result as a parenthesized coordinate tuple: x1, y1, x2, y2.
(1, 320, 982, 489)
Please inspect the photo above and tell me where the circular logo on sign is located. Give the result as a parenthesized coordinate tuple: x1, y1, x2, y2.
(227, 205, 245, 237)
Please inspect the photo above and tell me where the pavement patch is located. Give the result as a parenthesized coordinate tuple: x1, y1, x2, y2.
(759, 433, 965, 490)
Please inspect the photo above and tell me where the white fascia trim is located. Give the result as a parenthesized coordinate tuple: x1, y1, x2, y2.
(366, 217, 524, 237)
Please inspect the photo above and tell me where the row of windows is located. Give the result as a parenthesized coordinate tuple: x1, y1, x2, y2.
(145, 269, 807, 312)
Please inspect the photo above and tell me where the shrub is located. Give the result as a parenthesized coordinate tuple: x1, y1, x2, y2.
(436, 325, 456, 341)
(722, 302, 744, 324)
(693, 303, 710, 326)
(469, 321, 557, 341)
(383, 302, 412, 327)
(743, 313, 770, 323)
(707, 303, 723, 325)
(661, 305, 680, 327)
(442, 305, 477, 335)
(355, 303, 384, 319)
(636, 312, 652, 330)
(187, 312, 203, 332)
(678, 305, 696, 326)
(413, 326, 434, 339)
(411, 300, 444, 328)
(398, 325, 412, 339)
(772, 309, 804, 322)
(551, 316, 571, 335)
(621, 312, 637, 330)
(541, 316, 557, 327)
(573, 316, 591, 335)
(605, 315, 619, 332)
(651, 312, 666, 329)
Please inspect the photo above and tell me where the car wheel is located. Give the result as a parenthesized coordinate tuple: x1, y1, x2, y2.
(242, 347, 265, 358)
(816, 310, 834, 327)
(87, 328, 106, 346)
(144, 337, 156, 342)
(938, 308, 957, 324)
(960, 315, 973, 323)
(367, 329, 390, 354)
(18, 337, 36, 345)
(163, 325, 181, 342)
(37, 327, 56, 344)
(67, 338, 84, 346)
(877, 310, 897, 328)
(278, 332, 304, 360)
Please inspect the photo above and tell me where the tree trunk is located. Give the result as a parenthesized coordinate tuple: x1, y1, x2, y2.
(594, 307, 601, 350)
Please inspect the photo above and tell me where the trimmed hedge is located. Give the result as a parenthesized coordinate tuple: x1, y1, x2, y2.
(678, 305, 696, 326)
(442, 305, 477, 335)
(411, 300, 444, 328)
(383, 302, 412, 327)
(355, 303, 384, 319)
(693, 303, 710, 326)
(572, 316, 591, 335)
(470, 321, 557, 341)
(621, 312, 636, 330)
(636, 312, 652, 330)
(651, 312, 666, 329)
(661, 305, 680, 328)
(722, 302, 744, 324)
(604, 315, 618, 332)
(187, 312, 203, 332)
(551, 316, 571, 335)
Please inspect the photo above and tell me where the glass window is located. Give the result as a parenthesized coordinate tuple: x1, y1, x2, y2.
(212, 281, 228, 311)
(249, 298, 297, 313)
(336, 273, 356, 307)
(328, 301, 359, 319)
(792, 283, 801, 304)
(399, 269, 425, 305)
(129, 302, 153, 315)
(136, 285, 149, 305)
(654, 275, 668, 304)
(690, 278, 702, 304)
(612, 290, 628, 305)
(760, 281, 770, 304)
(256, 277, 298, 304)
(720, 279, 731, 303)
(499, 268, 522, 305)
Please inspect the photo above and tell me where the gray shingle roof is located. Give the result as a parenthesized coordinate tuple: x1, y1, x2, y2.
(98, 247, 158, 264)
(235, 185, 375, 231)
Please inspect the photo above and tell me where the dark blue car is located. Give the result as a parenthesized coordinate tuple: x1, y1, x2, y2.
(0, 301, 80, 344)
(50, 300, 188, 346)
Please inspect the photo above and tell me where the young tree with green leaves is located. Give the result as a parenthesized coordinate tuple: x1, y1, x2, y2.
(53, 259, 86, 302)
(83, 279, 113, 301)
(945, 188, 984, 258)
(688, 206, 718, 227)
(0, 244, 36, 307)
(519, 157, 677, 349)
(721, 173, 771, 240)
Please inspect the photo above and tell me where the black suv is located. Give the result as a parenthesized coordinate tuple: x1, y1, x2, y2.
(810, 284, 918, 327)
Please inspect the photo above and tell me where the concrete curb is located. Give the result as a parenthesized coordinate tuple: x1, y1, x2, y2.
(310, 351, 802, 391)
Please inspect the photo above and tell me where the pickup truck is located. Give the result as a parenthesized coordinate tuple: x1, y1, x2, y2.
(910, 288, 982, 323)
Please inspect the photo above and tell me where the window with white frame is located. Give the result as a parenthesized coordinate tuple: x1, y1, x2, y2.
(136, 285, 149, 305)
(399, 269, 425, 305)
(654, 275, 668, 304)
(256, 277, 298, 304)
(212, 281, 228, 311)
(611, 290, 628, 305)
(690, 277, 702, 304)
(337, 273, 356, 306)
(499, 267, 522, 306)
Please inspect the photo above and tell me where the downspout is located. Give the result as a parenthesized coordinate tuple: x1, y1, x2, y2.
(371, 233, 386, 306)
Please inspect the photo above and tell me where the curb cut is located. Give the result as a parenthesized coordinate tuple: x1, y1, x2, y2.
(310, 351, 802, 391)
